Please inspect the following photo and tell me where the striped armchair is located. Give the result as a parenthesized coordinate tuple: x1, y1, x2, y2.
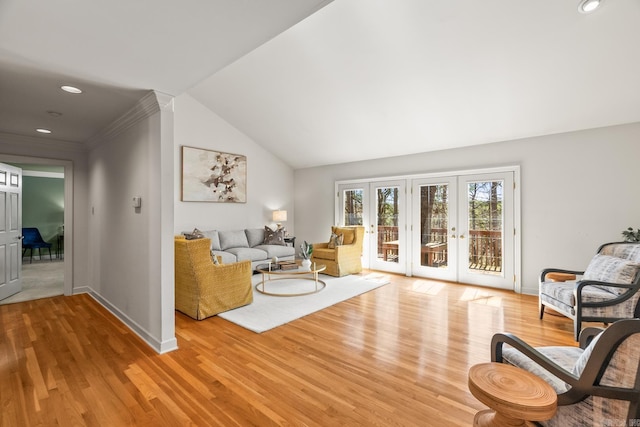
(174, 236, 253, 320)
(539, 242, 640, 340)
(492, 319, 640, 427)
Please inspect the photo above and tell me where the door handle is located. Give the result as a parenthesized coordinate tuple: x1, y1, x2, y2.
(459, 234, 465, 239)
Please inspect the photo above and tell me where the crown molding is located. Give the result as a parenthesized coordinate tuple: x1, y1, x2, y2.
(156, 91, 175, 112)
(86, 90, 174, 149)
(0, 131, 87, 153)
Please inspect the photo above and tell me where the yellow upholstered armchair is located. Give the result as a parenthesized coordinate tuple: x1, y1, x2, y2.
(174, 236, 253, 320)
(311, 226, 365, 277)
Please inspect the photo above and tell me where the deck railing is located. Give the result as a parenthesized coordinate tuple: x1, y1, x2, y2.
(376, 226, 502, 272)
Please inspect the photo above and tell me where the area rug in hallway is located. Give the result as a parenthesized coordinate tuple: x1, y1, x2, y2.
(0, 259, 64, 305)
(218, 272, 390, 333)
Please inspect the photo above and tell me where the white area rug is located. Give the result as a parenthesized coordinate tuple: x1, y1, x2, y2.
(218, 272, 389, 333)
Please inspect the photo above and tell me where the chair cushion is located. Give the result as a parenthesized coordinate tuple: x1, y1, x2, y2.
(572, 332, 602, 377)
(332, 227, 355, 245)
(540, 281, 620, 309)
(502, 346, 582, 393)
(583, 254, 640, 294)
(599, 243, 640, 263)
(219, 230, 250, 250)
(313, 247, 337, 261)
(540, 281, 578, 307)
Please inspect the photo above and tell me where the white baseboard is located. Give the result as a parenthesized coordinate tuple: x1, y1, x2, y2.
(73, 287, 178, 354)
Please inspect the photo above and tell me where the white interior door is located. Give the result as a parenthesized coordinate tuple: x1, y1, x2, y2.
(0, 163, 22, 300)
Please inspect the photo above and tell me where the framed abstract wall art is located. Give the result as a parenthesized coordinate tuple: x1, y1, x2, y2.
(181, 146, 247, 202)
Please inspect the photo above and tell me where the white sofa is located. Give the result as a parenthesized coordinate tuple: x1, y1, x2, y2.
(187, 228, 295, 269)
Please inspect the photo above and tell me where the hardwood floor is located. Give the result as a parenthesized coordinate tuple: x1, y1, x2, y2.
(0, 272, 581, 426)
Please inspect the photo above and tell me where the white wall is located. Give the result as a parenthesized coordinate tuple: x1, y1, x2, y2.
(294, 122, 640, 294)
(173, 94, 295, 234)
(87, 92, 176, 353)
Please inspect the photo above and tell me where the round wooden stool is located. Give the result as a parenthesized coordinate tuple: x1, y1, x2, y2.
(468, 362, 557, 427)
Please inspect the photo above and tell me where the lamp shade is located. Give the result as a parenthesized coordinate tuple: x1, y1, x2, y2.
(272, 210, 287, 222)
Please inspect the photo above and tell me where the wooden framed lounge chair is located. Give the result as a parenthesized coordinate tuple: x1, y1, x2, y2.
(491, 319, 640, 426)
(539, 242, 640, 340)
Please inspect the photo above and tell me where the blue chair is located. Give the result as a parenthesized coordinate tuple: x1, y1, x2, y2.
(22, 227, 53, 263)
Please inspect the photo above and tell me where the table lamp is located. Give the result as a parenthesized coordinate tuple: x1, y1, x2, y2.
(272, 210, 287, 229)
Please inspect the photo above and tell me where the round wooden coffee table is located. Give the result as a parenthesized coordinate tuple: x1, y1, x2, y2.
(468, 362, 557, 427)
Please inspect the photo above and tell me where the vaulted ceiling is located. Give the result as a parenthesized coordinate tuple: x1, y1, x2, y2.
(2, 0, 640, 169)
(0, 0, 333, 143)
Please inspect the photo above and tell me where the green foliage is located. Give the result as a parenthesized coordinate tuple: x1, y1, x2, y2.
(622, 227, 640, 242)
(300, 241, 313, 259)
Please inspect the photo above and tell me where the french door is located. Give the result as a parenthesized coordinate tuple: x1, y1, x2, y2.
(369, 180, 406, 274)
(338, 169, 518, 289)
(338, 180, 407, 274)
(411, 172, 514, 289)
(411, 177, 458, 282)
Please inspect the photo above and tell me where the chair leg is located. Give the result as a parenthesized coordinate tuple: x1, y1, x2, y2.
(48, 247, 52, 261)
(574, 320, 581, 341)
(539, 302, 545, 319)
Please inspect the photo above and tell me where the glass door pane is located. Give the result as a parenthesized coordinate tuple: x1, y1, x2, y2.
(344, 189, 363, 226)
(377, 187, 399, 263)
(337, 184, 370, 268)
(411, 177, 457, 281)
(458, 173, 514, 289)
(466, 181, 503, 275)
(420, 184, 448, 268)
(370, 180, 405, 274)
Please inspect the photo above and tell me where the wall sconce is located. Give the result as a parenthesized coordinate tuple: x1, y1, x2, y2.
(272, 210, 287, 229)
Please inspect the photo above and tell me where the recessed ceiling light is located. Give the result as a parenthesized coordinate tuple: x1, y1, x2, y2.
(578, 0, 602, 13)
(61, 85, 82, 94)
(36, 128, 52, 134)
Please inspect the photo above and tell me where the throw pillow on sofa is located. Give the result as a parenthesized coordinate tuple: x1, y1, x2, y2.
(184, 227, 204, 240)
(264, 226, 286, 245)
